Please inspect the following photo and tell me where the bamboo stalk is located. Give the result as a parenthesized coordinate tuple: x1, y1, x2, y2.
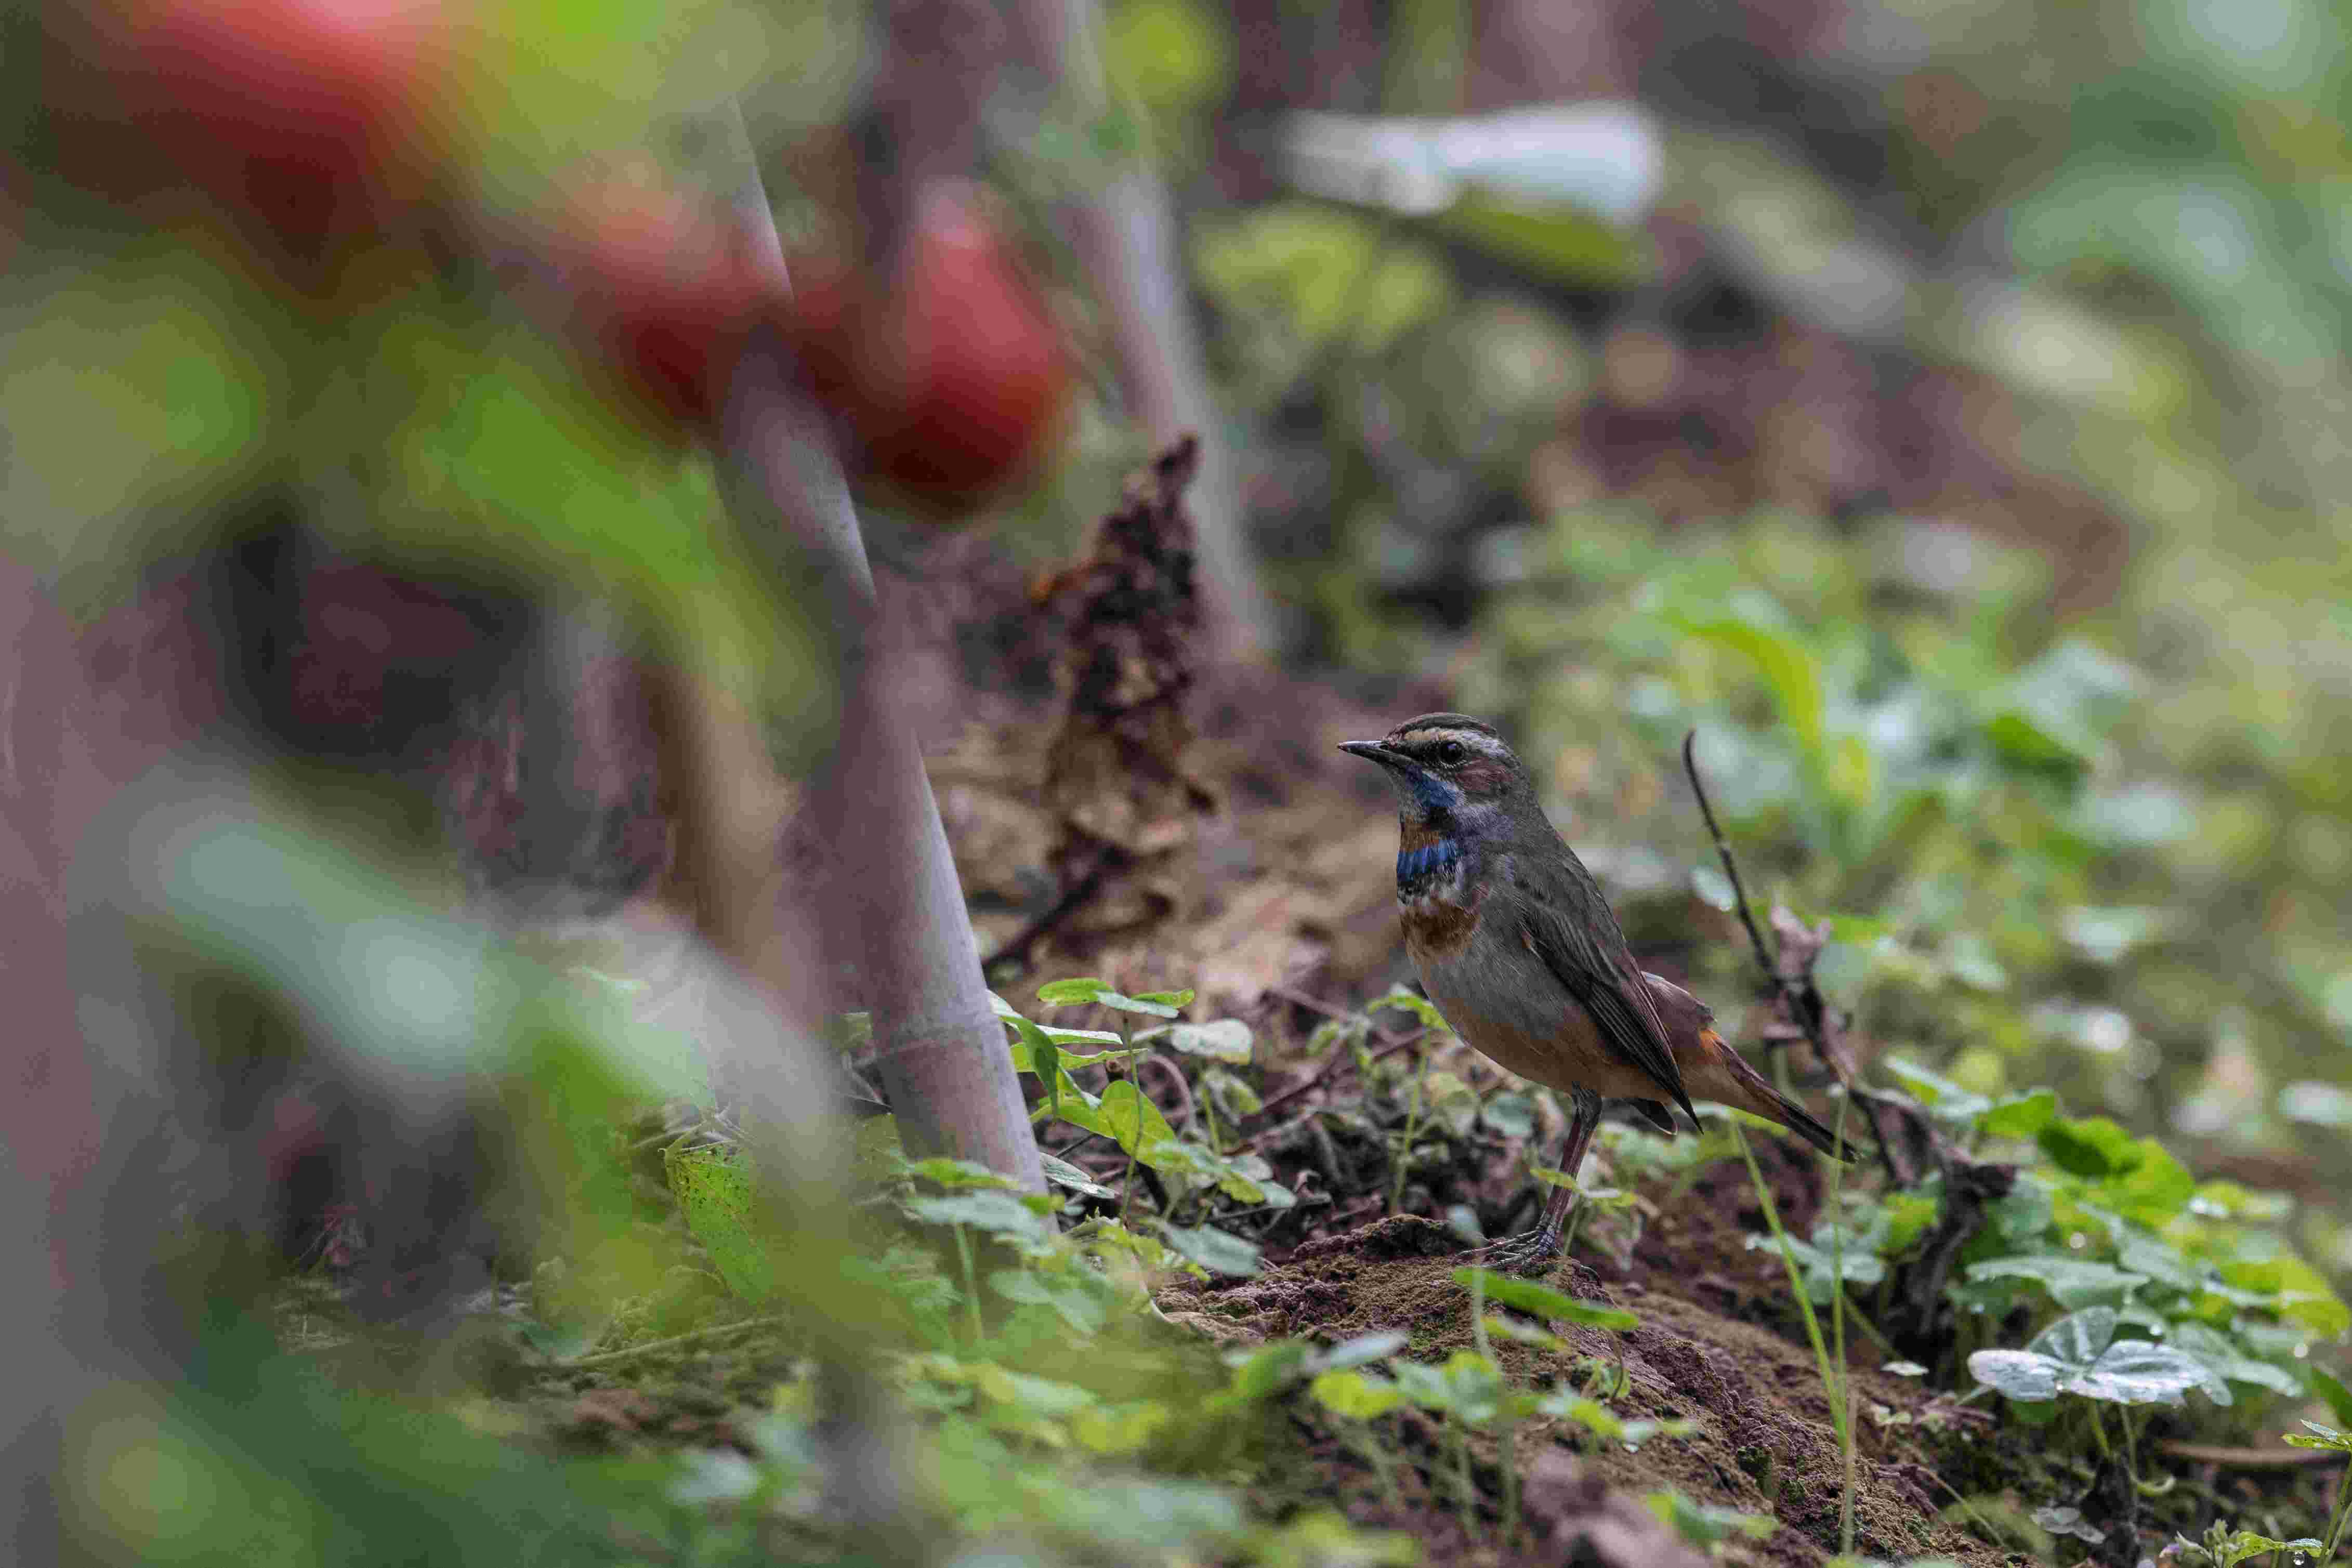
(710, 108, 1043, 1192)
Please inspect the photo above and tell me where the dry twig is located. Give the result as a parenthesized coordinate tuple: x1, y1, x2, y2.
(1680, 730, 1926, 1183)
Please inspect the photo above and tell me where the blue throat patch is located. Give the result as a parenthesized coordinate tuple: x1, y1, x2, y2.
(1395, 837, 1462, 894)
(1408, 771, 1463, 815)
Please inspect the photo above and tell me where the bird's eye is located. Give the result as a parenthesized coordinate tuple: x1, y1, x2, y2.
(1436, 739, 1466, 766)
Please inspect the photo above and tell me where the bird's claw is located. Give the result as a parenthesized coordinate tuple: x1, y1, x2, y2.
(1456, 1228, 1562, 1276)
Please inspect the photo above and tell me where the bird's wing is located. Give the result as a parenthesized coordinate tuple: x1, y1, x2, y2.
(1517, 900, 1698, 1124)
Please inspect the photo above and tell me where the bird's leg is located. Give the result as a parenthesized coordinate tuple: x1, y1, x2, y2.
(1461, 1088, 1602, 1275)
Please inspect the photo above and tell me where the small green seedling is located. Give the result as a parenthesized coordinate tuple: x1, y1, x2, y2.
(1969, 1304, 2218, 1505)
(1645, 1488, 1776, 1553)
(2282, 1417, 2352, 1561)
(2163, 1521, 2325, 1566)
(2028, 1504, 2104, 1546)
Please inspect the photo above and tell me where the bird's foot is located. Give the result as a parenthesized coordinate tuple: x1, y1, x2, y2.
(1455, 1226, 1562, 1277)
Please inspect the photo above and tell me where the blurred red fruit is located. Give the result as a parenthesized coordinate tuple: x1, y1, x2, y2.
(558, 175, 768, 436)
(790, 182, 1073, 515)
(86, 0, 461, 265)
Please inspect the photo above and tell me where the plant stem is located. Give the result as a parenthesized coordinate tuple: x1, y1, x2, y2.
(1348, 1425, 1402, 1510)
(1390, 1040, 1431, 1218)
(1119, 1023, 1139, 1226)
(1468, 1270, 1519, 1549)
(953, 1223, 982, 1347)
(1451, 1415, 1475, 1533)
(1732, 1125, 1851, 1499)
(1837, 1287, 1898, 1358)
(1828, 1093, 1856, 1559)
(2322, 1453, 2351, 1561)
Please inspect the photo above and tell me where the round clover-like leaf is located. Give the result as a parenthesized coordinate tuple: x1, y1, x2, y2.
(2068, 1338, 2211, 1406)
(1972, 1307, 2217, 1408)
(1967, 1348, 2063, 1403)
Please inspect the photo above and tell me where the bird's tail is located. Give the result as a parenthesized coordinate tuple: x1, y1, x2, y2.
(1692, 1026, 1857, 1162)
(1637, 970, 1858, 1159)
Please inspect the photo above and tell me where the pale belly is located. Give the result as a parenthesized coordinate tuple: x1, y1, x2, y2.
(1410, 923, 1668, 1102)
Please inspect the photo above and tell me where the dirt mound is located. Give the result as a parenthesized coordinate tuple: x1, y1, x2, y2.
(1160, 1212, 2015, 1567)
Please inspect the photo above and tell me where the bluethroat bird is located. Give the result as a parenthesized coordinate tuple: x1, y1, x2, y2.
(1342, 714, 1848, 1272)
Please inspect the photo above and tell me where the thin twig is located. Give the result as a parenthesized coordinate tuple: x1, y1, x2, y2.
(1140, 1051, 1197, 1135)
(1250, 1015, 1430, 1123)
(2155, 1442, 2343, 1469)
(1681, 730, 1911, 1182)
(1681, 730, 1778, 996)
(982, 852, 1111, 972)
(550, 1314, 789, 1371)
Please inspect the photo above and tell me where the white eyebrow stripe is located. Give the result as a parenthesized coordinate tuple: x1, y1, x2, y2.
(1394, 727, 1511, 759)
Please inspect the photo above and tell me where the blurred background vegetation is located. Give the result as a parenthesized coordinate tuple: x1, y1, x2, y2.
(8, 0, 2352, 1561)
(1096, 0, 2352, 1267)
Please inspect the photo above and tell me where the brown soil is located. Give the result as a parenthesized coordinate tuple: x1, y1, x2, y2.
(1159, 1201, 2021, 1568)
(871, 517, 2034, 1565)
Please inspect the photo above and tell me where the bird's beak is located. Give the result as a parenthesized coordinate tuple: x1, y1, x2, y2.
(1338, 739, 1397, 766)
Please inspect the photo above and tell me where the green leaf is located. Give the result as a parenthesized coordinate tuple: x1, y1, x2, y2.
(1645, 1490, 1777, 1547)
(988, 1269, 1111, 1335)
(1481, 1313, 1566, 1351)
(1157, 1223, 1262, 1278)
(1978, 1090, 2057, 1138)
(1991, 1172, 2057, 1242)
(664, 1143, 774, 1303)
(1135, 1019, 1252, 1063)
(1963, 1255, 2149, 1309)
(1038, 1153, 1116, 1200)
(1669, 601, 1825, 761)
(1223, 1341, 1313, 1402)
(903, 1191, 1056, 1247)
(904, 1157, 1020, 1191)
(1311, 1369, 1405, 1420)
(1037, 978, 1189, 1018)
(2217, 1257, 2352, 1335)
(2283, 1420, 2352, 1454)
(1391, 1351, 1507, 1422)
(2038, 1114, 2139, 1177)
(2310, 1365, 2352, 1429)
(1882, 1057, 1989, 1120)
(1096, 1081, 1180, 1162)
(1140, 1137, 1268, 1203)
(1311, 1332, 1410, 1373)
(2166, 1322, 2299, 1399)
(1966, 1306, 2214, 1407)
(2097, 1138, 2195, 1227)
(2177, 1529, 2328, 1568)
(1102, 0, 1231, 113)
(2077, 1337, 2229, 1407)
(1202, 1068, 1262, 1116)
(1535, 1389, 1623, 1437)
(1365, 987, 1448, 1029)
(1193, 205, 1453, 354)
(1480, 1092, 1536, 1139)
(1745, 1225, 1887, 1303)
(1455, 1268, 1640, 1329)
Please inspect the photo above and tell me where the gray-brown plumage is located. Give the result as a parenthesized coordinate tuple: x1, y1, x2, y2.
(1342, 714, 1848, 1271)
